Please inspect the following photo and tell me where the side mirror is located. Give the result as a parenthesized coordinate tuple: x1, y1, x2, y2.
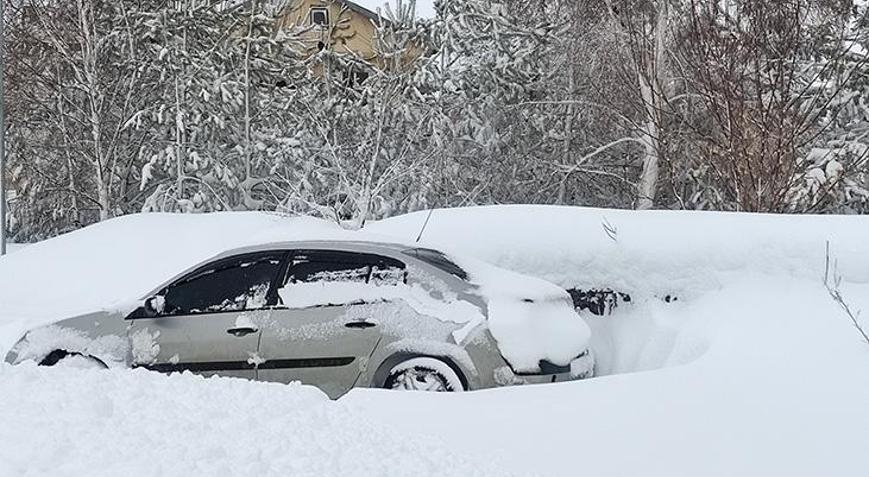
(144, 296, 166, 317)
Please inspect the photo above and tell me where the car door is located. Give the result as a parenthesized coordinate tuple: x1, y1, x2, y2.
(127, 251, 287, 380)
(257, 250, 406, 398)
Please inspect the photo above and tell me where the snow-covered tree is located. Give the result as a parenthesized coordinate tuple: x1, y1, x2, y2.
(135, 0, 310, 213)
(6, 0, 149, 238)
(674, 0, 866, 212)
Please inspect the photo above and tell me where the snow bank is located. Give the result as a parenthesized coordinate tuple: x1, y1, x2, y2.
(4, 244, 26, 254)
(345, 278, 869, 477)
(0, 212, 350, 352)
(0, 211, 590, 373)
(0, 363, 513, 477)
(369, 205, 869, 296)
(372, 205, 869, 374)
(2, 206, 869, 476)
(353, 206, 869, 475)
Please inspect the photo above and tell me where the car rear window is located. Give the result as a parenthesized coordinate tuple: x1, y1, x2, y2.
(402, 248, 469, 281)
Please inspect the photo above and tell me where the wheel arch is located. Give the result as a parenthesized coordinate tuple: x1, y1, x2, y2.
(371, 352, 470, 391)
(38, 349, 109, 368)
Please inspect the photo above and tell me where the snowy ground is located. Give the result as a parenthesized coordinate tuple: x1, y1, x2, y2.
(0, 363, 513, 477)
(4, 244, 25, 254)
(347, 278, 869, 476)
(2, 206, 868, 476)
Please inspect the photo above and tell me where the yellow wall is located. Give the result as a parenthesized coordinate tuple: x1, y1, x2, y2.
(280, 0, 382, 62)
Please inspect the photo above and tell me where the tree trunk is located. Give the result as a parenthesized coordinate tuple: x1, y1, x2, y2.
(635, 72, 660, 210)
(557, 60, 576, 205)
(635, 3, 668, 210)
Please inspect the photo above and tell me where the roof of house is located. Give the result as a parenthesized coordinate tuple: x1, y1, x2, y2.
(342, 0, 380, 20)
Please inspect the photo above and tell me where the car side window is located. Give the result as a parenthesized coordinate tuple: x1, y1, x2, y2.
(279, 250, 407, 308)
(369, 259, 407, 286)
(287, 255, 370, 285)
(161, 252, 286, 316)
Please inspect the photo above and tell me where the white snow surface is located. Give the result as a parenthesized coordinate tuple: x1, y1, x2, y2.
(0, 213, 346, 352)
(0, 363, 513, 477)
(5, 244, 26, 254)
(3, 206, 869, 476)
(370, 205, 869, 294)
(0, 211, 589, 374)
(345, 277, 869, 477)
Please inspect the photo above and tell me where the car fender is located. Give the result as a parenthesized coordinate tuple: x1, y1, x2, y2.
(364, 338, 481, 390)
(5, 311, 130, 368)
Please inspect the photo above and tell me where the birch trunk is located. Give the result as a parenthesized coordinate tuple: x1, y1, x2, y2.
(557, 60, 576, 205)
(79, 0, 111, 220)
(635, 3, 668, 210)
(635, 72, 660, 210)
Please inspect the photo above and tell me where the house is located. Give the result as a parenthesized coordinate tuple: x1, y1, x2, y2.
(278, 0, 429, 70)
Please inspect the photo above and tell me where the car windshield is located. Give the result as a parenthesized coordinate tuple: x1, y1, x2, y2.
(402, 248, 469, 281)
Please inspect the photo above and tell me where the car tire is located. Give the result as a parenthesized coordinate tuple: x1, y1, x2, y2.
(39, 350, 107, 370)
(383, 357, 465, 392)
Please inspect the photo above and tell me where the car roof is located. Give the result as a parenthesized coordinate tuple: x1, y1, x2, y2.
(213, 239, 414, 257)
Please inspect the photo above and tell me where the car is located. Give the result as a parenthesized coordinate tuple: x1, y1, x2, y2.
(5, 239, 594, 398)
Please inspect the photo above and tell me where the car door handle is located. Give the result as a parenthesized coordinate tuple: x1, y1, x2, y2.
(226, 326, 258, 337)
(344, 321, 376, 329)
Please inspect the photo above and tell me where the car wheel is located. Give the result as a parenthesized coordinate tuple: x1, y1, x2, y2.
(383, 357, 465, 392)
(39, 350, 107, 370)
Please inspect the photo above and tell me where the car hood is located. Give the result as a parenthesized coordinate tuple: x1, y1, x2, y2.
(450, 254, 592, 373)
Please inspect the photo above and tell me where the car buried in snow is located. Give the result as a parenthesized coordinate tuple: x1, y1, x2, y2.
(5, 240, 594, 398)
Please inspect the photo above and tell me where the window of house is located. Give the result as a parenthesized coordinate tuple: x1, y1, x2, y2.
(310, 7, 330, 27)
(161, 252, 286, 316)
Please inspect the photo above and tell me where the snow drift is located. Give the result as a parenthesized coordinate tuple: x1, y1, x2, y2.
(0, 212, 590, 373)
(370, 205, 869, 295)
(0, 362, 512, 477)
(2, 206, 869, 476)
(372, 205, 869, 375)
(345, 277, 869, 477)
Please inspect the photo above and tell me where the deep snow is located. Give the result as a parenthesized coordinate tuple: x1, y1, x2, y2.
(2, 206, 869, 476)
(0, 362, 514, 477)
(346, 278, 869, 477)
(0, 212, 590, 374)
(3, 244, 25, 255)
(370, 205, 869, 295)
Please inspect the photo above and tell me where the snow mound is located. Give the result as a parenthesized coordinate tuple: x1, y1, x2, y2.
(0, 212, 353, 351)
(0, 211, 590, 373)
(0, 363, 515, 477)
(370, 205, 869, 296)
(345, 278, 869, 477)
(5, 244, 26, 254)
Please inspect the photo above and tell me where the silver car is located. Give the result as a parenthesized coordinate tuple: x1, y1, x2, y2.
(5, 240, 594, 398)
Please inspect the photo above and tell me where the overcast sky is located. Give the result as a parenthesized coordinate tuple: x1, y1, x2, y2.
(353, 0, 436, 19)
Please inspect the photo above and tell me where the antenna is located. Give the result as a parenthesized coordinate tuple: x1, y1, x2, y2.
(415, 207, 436, 243)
